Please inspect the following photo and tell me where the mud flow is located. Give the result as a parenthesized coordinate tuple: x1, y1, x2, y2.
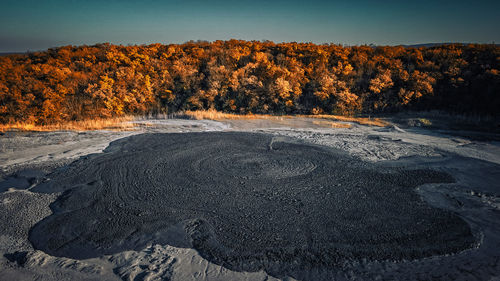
(29, 132, 475, 276)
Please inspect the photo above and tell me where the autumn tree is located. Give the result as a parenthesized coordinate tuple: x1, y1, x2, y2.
(0, 41, 499, 124)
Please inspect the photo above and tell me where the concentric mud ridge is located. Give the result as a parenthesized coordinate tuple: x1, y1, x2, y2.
(29, 132, 476, 277)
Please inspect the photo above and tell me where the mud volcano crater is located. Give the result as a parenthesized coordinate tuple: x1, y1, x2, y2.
(30, 132, 475, 275)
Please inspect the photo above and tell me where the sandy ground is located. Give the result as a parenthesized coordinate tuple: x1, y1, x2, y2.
(0, 117, 499, 281)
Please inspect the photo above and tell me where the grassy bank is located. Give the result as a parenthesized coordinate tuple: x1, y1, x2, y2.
(0, 116, 136, 132)
(1, 110, 392, 132)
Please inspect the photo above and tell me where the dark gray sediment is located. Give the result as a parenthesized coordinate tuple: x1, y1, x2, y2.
(29, 132, 476, 277)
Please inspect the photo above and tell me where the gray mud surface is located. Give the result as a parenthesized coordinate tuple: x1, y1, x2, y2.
(29, 132, 476, 278)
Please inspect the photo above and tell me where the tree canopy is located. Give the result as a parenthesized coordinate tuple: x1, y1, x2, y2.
(1, 41, 499, 124)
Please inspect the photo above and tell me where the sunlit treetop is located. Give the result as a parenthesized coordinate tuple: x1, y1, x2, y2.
(1, 0, 499, 52)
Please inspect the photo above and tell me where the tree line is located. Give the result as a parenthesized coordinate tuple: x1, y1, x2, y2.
(1, 40, 499, 124)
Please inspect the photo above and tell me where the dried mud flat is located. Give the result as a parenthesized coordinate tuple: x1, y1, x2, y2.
(1, 118, 500, 281)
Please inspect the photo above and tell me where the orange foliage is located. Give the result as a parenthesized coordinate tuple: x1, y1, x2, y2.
(0, 41, 499, 125)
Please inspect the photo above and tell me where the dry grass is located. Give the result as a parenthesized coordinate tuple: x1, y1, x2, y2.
(303, 114, 390, 127)
(176, 109, 283, 120)
(179, 110, 388, 127)
(312, 120, 352, 128)
(418, 118, 433, 126)
(0, 110, 389, 132)
(0, 116, 136, 132)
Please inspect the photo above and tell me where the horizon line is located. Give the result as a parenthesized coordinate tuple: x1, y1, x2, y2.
(1, 40, 498, 54)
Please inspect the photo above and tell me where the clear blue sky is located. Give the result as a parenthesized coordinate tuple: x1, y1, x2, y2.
(1, 0, 499, 52)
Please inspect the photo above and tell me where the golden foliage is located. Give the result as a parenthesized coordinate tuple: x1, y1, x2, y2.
(0, 42, 499, 125)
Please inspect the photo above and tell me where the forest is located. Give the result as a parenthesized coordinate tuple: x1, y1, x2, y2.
(0, 40, 499, 124)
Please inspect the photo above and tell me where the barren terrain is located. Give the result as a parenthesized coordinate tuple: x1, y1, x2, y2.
(0, 117, 499, 281)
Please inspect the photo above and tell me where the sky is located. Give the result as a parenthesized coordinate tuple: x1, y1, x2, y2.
(1, 0, 499, 52)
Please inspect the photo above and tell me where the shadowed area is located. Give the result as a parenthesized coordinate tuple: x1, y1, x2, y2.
(29, 132, 475, 276)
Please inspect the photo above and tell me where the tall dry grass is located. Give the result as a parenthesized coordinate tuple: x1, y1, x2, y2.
(302, 114, 390, 127)
(0, 110, 389, 132)
(178, 109, 388, 127)
(174, 109, 284, 120)
(0, 116, 136, 132)
(311, 120, 352, 128)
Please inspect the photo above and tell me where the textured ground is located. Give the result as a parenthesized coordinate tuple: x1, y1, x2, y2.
(29, 132, 474, 279)
(0, 117, 499, 281)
